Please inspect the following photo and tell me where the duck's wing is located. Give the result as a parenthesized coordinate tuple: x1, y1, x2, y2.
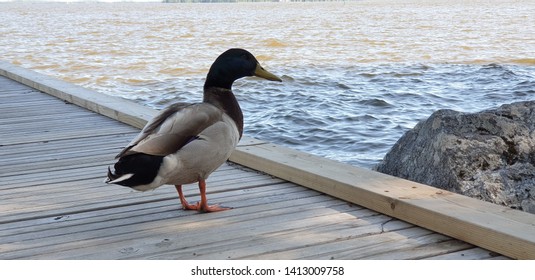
(116, 102, 222, 158)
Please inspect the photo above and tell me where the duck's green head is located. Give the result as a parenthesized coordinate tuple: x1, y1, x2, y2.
(204, 48, 282, 90)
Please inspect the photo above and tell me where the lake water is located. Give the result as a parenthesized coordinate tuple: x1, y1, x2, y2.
(1, 1, 535, 168)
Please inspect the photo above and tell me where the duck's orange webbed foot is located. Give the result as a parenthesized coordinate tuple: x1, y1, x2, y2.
(199, 204, 231, 213)
(197, 179, 232, 213)
(175, 185, 199, 211)
(175, 183, 232, 213)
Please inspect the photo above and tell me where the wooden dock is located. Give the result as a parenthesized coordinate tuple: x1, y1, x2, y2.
(1, 61, 534, 260)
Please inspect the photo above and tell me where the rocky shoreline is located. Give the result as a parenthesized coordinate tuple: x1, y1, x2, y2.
(375, 101, 535, 214)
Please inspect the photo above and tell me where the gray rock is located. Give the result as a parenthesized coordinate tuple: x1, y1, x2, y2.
(375, 101, 535, 214)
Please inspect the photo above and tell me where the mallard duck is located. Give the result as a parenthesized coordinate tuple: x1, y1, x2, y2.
(107, 48, 281, 212)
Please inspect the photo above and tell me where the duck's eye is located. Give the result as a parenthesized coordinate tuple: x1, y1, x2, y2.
(242, 53, 256, 62)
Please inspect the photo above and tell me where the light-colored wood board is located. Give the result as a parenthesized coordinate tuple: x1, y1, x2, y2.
(0, 182, 309, 228)
(1, 156, 242, 181)
(124, 209, 386, 260)
(0, 170, 281, 207)
(0, 183, 318, 244)
(425, 247, 503, 260)
(1, 116, 134, 132)
(362, 239, 475, 260)
(1, 164, 114, 188)
(1, 100, 92, 112)
(0, 104, 71, 115)
(0, 161, 269, 192)
(1, 173, 288, 214)
(18, 206, 379, 260)
(0, 134, 134, 157)
(1, 187, 327, 242)
(1, 154, 118, 175)
(0, 145, 123, 166)
(0, 159, 119, 184)
(0, 116, 131, 133)
(0, 174, 288, 225)
(199, 219, 415, 260)
(0, 110, 126, 128)
(0, 92, 52, 100)
(0, 111, 96, 126)
(0, 166, 263, 207)
(324, 231, 453, 260)
(0, 95, 50, 103)
(0, 76, 32, 90)
(1, 127, 130, 142)
(0, 87, 32, 93)
(247, 226, 435, 260)
(0, 183, 307, 237)
(0, 127, 136, 146)
(1, 98, 70, 107)
(0, 61, 154, 130)
(2, 195, 354, 259)
(229, 143, 535, 259)
(1, 107, 92, 119)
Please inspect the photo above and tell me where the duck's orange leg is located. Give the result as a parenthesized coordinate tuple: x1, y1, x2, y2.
(175, 185, 199, 211)
(197, 179, 231, 213)
(175, 182, 231, 212)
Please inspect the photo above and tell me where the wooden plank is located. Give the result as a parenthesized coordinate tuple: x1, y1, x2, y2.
(1, 193, 347, 259)
(0, 140, 132, 163)
(0, 126, 136, 146)
(229, 143, 535, 259)
(0, 183, 305, 235)
(0, 183, 315, 242)
(0, 134, 134, 157)
(244, 227, 435, 260)
(0, 160, 260, 190)
(0, 169, 283, 209)
(1, 154, 117, 175)
(0, 61, 154, 130)
(0, 115, 127, 131)
(321, 230, 451, 260)
(0, 111, 97, 126)
(183, 216, 410, 260)
(0, 174, 289, 225)
(141, 211, 393, 260)
(361, 239, 475, 260)
(0, 168, 279, 205)
(425, 247, 502, 260)
(27, 206, 375, 260)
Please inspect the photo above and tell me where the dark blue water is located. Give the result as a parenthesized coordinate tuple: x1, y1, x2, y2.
(137, 63, 535, 168)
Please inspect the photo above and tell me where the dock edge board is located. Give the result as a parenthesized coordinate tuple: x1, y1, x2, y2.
(1, 60, 534, 259)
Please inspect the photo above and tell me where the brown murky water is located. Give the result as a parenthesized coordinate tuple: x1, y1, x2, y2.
(1, 1, 534, 167)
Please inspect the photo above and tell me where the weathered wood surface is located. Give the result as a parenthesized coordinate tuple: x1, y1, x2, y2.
(0, 64, 514, 260)
(230, 143, 535, 259)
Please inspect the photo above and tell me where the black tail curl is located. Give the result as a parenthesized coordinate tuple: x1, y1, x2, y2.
(106, 153, 164, 188)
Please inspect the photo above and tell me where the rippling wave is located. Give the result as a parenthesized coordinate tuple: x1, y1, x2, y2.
(1, 1, 535, 168)
(237, 63, 535, 167)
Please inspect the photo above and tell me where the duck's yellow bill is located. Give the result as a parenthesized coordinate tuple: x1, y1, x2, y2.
(254, 64, 282, 82)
